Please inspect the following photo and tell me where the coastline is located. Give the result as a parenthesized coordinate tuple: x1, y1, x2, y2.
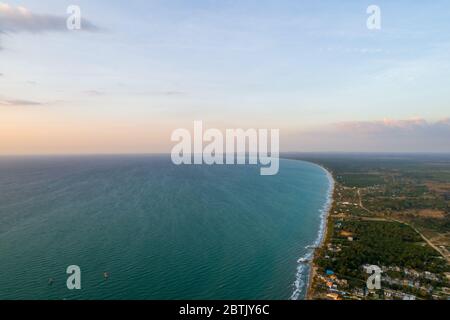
(305, 164, 335, 300)
(287, 159, 336, 300)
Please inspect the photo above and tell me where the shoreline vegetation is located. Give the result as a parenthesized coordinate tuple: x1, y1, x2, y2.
(286, 153, 450, 300)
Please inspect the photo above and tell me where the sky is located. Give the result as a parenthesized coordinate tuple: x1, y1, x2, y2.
(0, 0, 449, 154)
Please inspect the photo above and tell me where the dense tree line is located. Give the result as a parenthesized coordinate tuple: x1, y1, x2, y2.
(317, 221, 449, 280)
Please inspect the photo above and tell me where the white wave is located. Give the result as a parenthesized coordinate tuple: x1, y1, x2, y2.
(290, 166, 335, 300)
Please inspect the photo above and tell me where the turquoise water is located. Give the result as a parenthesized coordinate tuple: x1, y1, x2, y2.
(0, 155, 331, 300)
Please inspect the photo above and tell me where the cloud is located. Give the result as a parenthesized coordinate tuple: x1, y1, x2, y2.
(146, 90, 187, 97)
(0, 3, 99, 34)
(0, 98, 42, 106)
(160, 91, 186, 96)
(84, 90, 104, 96)
(333, 118, 449, 133)
(285, 118, 450, 153)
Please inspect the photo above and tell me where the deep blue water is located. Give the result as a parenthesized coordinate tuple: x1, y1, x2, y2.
(0, 155, 331, 300)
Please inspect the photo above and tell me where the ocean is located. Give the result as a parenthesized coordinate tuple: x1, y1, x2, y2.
(0, 155, 332, 300)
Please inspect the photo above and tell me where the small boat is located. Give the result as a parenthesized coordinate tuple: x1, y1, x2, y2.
(103, 272, 109, 279)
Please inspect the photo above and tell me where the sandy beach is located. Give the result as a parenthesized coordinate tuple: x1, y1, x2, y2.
(305, 165, 335, 300)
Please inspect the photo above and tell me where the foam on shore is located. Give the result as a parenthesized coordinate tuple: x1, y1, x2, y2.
(290, 164, 335, 300)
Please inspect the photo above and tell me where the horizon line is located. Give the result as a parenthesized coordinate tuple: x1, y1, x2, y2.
(1, 151, 450, 157)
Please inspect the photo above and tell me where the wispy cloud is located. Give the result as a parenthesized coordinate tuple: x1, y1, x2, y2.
(147, 90, 187, 97)
(160, 91, 186, 96)
(0, 98, 42, 106)
(84, 90, 104, 96)
(334, 118, 449, 133)
(0, 2, 99, 34)
(285, 118, 450, 153)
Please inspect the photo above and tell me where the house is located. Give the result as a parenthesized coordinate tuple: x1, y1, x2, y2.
(353, 288, 365, 296)
(340, 230, 353, 237)
(337, 279, 348, 287)
(410, 270, 421, 278)
(424, 271, 439, 281)
(326, 293, 341, 300)
(384, 289, 393, 298)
